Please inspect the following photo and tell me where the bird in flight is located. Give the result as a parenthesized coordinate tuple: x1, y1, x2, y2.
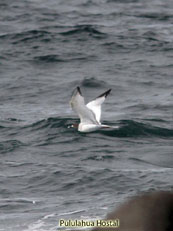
(70, 86, 112, 132)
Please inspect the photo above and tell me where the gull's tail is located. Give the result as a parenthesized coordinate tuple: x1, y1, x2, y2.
(101, 124, 119, 129)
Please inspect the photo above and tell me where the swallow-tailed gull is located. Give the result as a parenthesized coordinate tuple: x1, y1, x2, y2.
(70, 86, 112, 132)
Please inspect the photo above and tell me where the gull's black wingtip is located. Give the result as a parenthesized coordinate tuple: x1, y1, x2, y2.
(105, 89, 111, 97)
(98, 89, 111, 98)
(77, 86, 82, 95)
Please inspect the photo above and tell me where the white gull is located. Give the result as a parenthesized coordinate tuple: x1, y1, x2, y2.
(70, 86, 112, 132)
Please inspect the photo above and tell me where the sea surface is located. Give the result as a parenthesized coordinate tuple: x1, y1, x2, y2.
(0, 0, 173, 230)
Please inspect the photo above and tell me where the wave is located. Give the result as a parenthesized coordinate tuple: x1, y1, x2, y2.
(33, 54, 95, 64)
(83, 154, 115, 161)
(0, 29, 52, 44)
(29, 117, 173, 138)
(81, 77, 108, 88)
(0, 139, 24, 154)
(1, 118, 172, 151)
(30, 117, 70, 130)
(0, 25, 105, 42)
(99, 120, 173, 137)
(0, 23, 105, 40)
(135, 12, 173, 21)
(59, 24, 106, 39)
(33, 55, 66, 63)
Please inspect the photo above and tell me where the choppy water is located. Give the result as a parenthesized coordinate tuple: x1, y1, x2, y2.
(0, 0, 173, 230)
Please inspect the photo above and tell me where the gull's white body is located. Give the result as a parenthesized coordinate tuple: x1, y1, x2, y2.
(70, 87, 112, 132)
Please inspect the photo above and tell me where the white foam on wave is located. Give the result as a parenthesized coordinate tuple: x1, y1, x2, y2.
(59, 209, 86, 216)
(24, 213, 57, 231)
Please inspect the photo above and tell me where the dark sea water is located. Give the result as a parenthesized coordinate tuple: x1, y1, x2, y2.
(0, 0, 173, 230)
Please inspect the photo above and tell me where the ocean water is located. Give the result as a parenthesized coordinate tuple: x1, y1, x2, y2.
(0, 0, 173, 230)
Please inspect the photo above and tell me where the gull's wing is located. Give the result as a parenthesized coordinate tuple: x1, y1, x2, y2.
(86, 89, 111, 123)
(70, 87, 99, 125)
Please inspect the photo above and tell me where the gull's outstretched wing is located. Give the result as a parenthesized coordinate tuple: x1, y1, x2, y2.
(86, 89, 111, 123)
(70, 87, 99, 125)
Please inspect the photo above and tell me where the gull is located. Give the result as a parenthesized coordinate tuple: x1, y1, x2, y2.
(70, 86, 112, 132)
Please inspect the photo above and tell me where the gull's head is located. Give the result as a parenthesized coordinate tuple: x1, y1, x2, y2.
(68, 123, 79, 129)
(71, 123, 79, 129)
